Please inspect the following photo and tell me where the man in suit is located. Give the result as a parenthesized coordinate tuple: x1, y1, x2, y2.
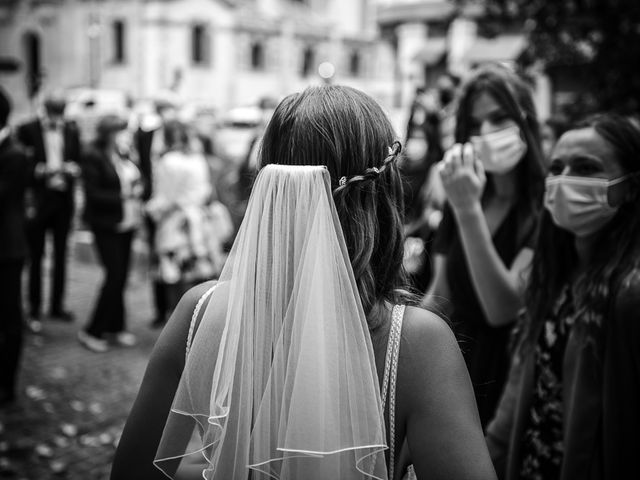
(17, 91, 81, 324)
(0, 87, 32, 406)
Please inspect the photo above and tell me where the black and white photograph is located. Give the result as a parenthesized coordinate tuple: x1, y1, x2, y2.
(0, 0, 639, 478)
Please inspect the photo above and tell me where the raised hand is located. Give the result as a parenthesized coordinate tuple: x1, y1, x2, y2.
(438, 143, 486, 213)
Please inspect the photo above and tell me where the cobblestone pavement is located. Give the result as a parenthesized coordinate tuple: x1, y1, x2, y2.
(0, 236, 159, 480)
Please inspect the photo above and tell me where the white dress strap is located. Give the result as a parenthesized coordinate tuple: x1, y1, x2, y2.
(185, 284, 217, 360)
(381, 304, 405, 480)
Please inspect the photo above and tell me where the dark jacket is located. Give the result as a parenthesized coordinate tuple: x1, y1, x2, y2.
(80, 146, 124, 230)
(0, 135, 32, 261)
(135, 127, 155, 201)
(16, 117, 81, 211)
(486, 268, 640, 480)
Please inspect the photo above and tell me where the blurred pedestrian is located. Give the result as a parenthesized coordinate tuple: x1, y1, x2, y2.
(422, 64, 546, 428)
(403, 73, 461, 291)
(487, 113, 640, 480)
(112, 85, 496, 480)
(402, 86, 440, 222)
(0, 87, 32, 406)
(77, 115, 143, 353)
(145, 120, 225, 328)
(540, 114, 570, 161)
(136, 99, 182, 328)
(16, 90, 81, 326)
(237, 98, 276, 215)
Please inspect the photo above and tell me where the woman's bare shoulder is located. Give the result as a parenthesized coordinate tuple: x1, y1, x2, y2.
(181, 280, 219, 306)
(398, 306, 467, 393)
(154, 281, 219, 366)
(401, 306, 457, 352)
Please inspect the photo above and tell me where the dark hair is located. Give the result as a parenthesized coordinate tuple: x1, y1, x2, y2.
(455, 63, 546, 244)
(93, 114, 128, 152)
(544, 114, 570, 141)
(163, 120, 190, 153)
(259, 85, 412, 330)
(524, 113, 640, 347)
(0, 87, 11, 128)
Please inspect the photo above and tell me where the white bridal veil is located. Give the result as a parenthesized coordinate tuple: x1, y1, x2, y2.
(154, 164, 388, 479)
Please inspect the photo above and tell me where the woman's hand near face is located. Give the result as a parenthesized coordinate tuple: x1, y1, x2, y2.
(438, 143, 486, 214)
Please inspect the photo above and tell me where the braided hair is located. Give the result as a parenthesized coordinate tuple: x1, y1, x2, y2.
(259, 86, 413, 330)
(332, 141, 402, 194)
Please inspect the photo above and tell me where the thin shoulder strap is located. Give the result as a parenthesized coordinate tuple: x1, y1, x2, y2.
(381, 304, 405, 480)
(185, 284, 217, 360)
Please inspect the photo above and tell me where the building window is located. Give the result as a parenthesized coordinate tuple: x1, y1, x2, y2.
(250, 41, 265, 70)
(301, 46, 315, 77)
(349, 50, 361, 77)
(113, 20, 126, 63)
(191, 24, 210, 65)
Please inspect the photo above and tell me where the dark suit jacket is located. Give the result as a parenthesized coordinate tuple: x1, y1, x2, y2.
(135, 128, 155, 201)
(16, 118, 81, 211)
(80, 146, 124, 231)
(0, 136, 32, 261)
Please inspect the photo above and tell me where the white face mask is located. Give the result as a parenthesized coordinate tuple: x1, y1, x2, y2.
(404, 137, 428, 162)
(470, 125, 527, 174)
(544, 175, 630, 237)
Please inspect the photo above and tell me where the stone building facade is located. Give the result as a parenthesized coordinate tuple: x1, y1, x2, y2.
(0, 0, 396, 121)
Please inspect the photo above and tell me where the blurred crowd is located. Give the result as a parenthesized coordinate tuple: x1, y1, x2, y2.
(2, 59, 640, 479)
(0, 86, 273, 383)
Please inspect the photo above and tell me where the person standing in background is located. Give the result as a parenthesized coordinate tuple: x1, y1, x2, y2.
(145, 120, 224, 326)
(540, 114, 570, 162)
(78, 115, 143, 353)
(136, 99, 179, 328)
(423, 64, 546, 428)
(487, 113, 640, 480)
(403, 73, 462, 292)
(16, 90, 81, 330)
(0, 87, 32, 406)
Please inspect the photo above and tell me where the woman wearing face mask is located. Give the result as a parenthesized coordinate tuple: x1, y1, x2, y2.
(486, 113, 640, 479)
(77, 115, 143, 353)
(422, 64, 546, 428)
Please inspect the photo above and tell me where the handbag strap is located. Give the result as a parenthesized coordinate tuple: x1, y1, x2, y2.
(381, 304, 405, 480)
(185, 283, 217, 360)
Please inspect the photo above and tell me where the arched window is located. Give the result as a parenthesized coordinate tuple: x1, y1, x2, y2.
(349, 50, 361, 77)
(301, 46, 315, 77)
(23, 32, 42, 98)
(113, 20, 126, 63)
(192, 24, 210, 65)
(251, 41, 265, 70)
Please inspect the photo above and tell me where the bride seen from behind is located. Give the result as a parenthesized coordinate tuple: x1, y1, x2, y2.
(111, 85, 496, 480)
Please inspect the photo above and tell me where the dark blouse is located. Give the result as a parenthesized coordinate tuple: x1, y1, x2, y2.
(519, 286, 574, 480)
(432, 203, 535, 427)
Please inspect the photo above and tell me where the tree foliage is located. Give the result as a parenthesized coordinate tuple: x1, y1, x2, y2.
(458, 0, 640, 117)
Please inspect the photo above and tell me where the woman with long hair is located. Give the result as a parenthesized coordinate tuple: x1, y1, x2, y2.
(111, 86, 496, 479)
(422, 64, 546, 427)
(77, 115, 143, 353)
(486, 113, 640, 479)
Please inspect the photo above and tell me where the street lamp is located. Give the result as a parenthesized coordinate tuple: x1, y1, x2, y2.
(318, 61, 335, 84)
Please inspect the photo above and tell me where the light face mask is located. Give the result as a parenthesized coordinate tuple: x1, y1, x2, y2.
(404, 137, 428, 162)
(544, 174, 630, 237)
(114, 130, 131, 156)
(470, 125, 527, 174)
